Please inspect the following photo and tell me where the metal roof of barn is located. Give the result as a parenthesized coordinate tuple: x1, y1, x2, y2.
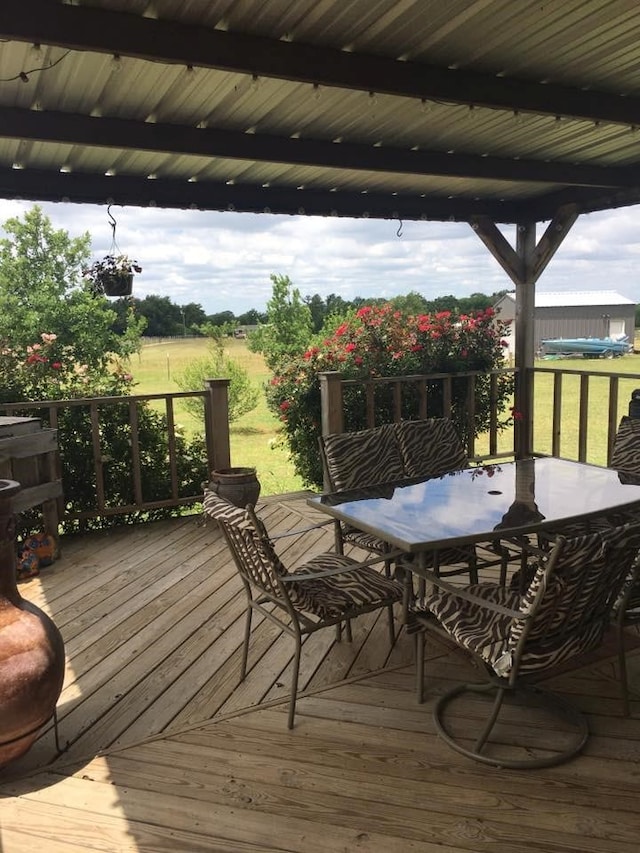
(2, 1, 640, 224)
(501, 290, 636, 307)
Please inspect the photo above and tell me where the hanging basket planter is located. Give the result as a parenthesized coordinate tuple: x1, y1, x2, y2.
(83, 254, 141, 298)
(101, 271, 134, 297)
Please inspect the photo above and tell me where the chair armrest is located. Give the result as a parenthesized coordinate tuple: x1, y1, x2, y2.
(416, 569, 526, 620)
(281, 549, 405, 582)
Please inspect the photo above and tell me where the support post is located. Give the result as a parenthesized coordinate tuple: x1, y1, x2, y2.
(204, 378, 231, 475)
(470, 203, 579, 459)
(514, 222, 536, 458)
(319, 371, 344, 438)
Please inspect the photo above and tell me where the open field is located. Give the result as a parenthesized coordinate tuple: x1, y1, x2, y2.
(126, 338, 304, 496)
(127, 338, 640, 495)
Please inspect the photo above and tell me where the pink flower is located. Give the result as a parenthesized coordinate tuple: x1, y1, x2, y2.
(51, 362, 62, 370)
(279, 400, 291, 412)
(345, 342, 356, 353)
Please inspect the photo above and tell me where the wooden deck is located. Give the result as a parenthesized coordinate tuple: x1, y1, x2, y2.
(2, 494, 640, 852)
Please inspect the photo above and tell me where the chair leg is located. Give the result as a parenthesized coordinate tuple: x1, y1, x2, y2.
(240, 606, 252, 680)
(386, 603, 396, 646)
(468, 552, 478, 585)
(433, 682, 589, 768)
(415, 631, 425, 703)
(616, 614, 631, 716)
(288, 633, 303, 729)
(345, 618, 353, 642)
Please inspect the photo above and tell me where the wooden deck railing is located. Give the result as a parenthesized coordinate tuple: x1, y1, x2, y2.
(0, 379, 231, 523)
(319, 364, 640, 469)
(531, 365, 640, 466)
(319, 368, 518, 461)
(4, 363, 638, 524)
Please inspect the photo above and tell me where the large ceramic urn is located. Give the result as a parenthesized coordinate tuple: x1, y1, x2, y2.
(0, 479, 65, 768)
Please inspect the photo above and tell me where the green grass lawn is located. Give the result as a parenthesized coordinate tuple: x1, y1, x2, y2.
(127, 339, 640, 497)
(126, 338, 305, 496)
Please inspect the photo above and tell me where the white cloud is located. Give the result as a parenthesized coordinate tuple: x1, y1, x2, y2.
(0, 199, 637, 314)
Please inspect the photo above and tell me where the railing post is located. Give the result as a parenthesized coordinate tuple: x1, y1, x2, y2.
(319, 371, 344, 437)
(204, 378, 231, 475)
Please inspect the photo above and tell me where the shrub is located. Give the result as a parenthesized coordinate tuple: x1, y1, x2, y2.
(174, 339, 259, 422)
(266, 303, 515, 488)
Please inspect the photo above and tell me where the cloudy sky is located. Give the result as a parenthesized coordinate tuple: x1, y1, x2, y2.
(0, 197, 638, 315)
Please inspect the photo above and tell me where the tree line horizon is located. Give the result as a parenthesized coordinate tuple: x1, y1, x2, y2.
(124, 288, 512, 339)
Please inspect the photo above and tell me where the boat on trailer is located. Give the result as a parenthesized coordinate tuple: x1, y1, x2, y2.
(541, 335, 632, 358)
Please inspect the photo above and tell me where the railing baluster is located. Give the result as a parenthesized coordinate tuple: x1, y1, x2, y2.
(552, 372, 563, 457)
(607, 376, 620, 466)
(129, 399, 143, 507)
(466, 375, 476, 459)
(365, 381, 376, 427)
(578, 374, 589, 461)
(392, 381, 402, 422)
(166, 396, 179, 499)
(91, 401, 106, 513)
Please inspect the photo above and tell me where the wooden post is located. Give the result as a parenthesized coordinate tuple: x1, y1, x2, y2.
(470, 204, 579, 459)
(514, 222, 536, 458)
(204, 378, 231, 475)
(319, 372, 344, 437)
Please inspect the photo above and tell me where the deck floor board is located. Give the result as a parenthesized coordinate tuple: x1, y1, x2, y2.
(3, 495, 640, 851)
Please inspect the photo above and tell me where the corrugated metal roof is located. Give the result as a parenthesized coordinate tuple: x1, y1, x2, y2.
(1, 1, 640, 220)
(502, 290, 636, 307)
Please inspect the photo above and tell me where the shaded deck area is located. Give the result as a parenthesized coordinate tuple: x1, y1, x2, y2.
(2, 494, 640, 851)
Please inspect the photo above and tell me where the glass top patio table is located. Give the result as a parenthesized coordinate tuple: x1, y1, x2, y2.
(308, 457, 640, 554)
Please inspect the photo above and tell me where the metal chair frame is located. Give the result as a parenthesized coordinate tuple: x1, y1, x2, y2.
(204, 492, 404, 729)
(414, 523, 640, 768)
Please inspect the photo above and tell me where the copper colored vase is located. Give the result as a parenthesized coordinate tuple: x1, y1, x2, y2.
(0, 480, 65, 768)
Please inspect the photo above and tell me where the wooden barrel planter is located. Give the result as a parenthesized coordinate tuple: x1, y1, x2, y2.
(207, 467, 261, 508)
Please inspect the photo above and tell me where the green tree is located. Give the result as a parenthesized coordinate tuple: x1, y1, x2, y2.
(305, 293, 327, 332)
(0, 206, 204, 532)
(237, 308, 266, 325)
(181, 302, 207, 335)
(207, 310, 236, 327)
(0, 205, 142, 368)
(174, 339, 259, 422)
(248, 274, 312, 370)
(135, 294, 183, 337)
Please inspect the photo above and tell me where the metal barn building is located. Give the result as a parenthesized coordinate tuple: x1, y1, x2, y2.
(494, 290, 636, 358)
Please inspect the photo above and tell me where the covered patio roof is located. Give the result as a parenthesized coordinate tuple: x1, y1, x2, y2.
(2, 1, 639, 455)
(1, 1, 640, 226)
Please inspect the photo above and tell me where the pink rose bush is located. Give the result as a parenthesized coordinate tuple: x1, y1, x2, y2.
(267, 303, 514, 487)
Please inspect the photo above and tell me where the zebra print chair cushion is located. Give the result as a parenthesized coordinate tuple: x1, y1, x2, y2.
(395, 418, 468, 479)
(418, 524, 640, 679)
(611, 416, 640, 483)
(320, 424, 405, 491)
(287, 552, 404, 620)
(203, 490, 403, 621)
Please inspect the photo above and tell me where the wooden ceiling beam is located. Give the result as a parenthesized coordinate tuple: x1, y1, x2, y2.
(3, 1, 640, 127)
(1, 106, 635, 189)
(0, 166, 524, 221)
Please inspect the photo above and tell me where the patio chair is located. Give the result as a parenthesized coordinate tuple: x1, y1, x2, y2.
(411, 522, 640, 768)
(203, 490, 404, 729)
(319, 420, 480, 583)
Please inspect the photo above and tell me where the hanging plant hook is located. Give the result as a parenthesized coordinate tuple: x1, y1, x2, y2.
(107, 203, 120, 253)
(396, 218, 404, 238)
